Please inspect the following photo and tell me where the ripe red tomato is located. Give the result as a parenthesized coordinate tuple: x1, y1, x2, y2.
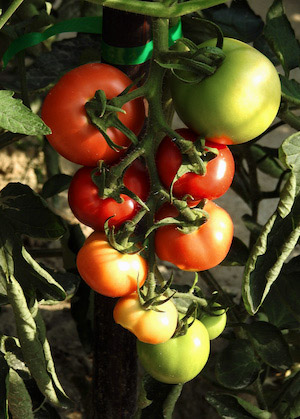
(156, 128, 235, 201)
(155, 200, 233, 271)
(76, 232, 148, 297)
(113, 292, 178, 344)
(137, 318, 210, 384)
(41, 63, 145, 166)
(68, 160, 149, 231)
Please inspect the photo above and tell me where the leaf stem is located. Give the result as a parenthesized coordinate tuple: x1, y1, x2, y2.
(0, 0, 25, 29)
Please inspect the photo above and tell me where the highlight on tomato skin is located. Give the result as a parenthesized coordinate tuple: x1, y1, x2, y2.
(41, 63, 145, 166)
(156, 128, 235, 201)
(113, 292, 178, 344)
(154, 200, 234, 272)
(68, 159, 150, 231)
(76, 232, 148, 298)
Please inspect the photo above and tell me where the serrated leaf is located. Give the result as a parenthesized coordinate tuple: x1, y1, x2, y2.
(242, 195, 300, 315)
(280, 75, 300, 106)
(206, 392, 271, 419)
(264, 0, 300, 75)
(7, 368, 34, 419)
(41, 174, 72, 199)
(244, 321, 292, 370)
(216, 340, 261, 389)
(0, 335, 29, 374)
(0, 183, 66, 239)
(0, 91, 51, 135)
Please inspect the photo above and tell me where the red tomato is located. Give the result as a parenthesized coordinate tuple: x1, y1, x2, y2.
(41, 63, 145, 166)
(76, 232, 148, 297)
(156, 128, 235, 202)
(155, 201, 233, 271)
(113, 292, 178, 344)
(68, 160, 149, 231)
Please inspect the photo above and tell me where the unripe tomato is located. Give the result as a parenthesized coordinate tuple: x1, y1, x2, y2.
(76, 232, 148, 297)
(68, 160, 149, 231)
(155, 200, 233, 271)
(170, 38, 281, 145)
(42, 63, 145, 166)
(156, 128, 235, 201)
(113, 293, 178, 344)
(137, 318, 210, 384)
(200, 303, 227, 340)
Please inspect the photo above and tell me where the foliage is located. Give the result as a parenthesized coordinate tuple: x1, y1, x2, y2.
(0, 0, 300, 418)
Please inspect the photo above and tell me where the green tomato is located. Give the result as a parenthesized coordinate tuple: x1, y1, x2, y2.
(170, 38, 281, 145)
(200, 303, 227, 340)
(137, 318, 210, 384)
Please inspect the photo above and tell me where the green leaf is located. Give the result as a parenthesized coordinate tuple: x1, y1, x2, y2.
(276, 372, 300, 419)
(7, 369, 34, 419)
(0, 335, 29, 374)
(280, 75, 300, 106)
(244, 321, 292, 370)
(206, 392, 271, 419)
(249, 144, 285, 179)
(0, 352, 9, 418)
(242, 194, 300, 315)
(215, 340, 261, 389)
(0, 91, 51, 136)
(136, 374, 183, 419)
(41, 174, 72, 199)
(279, 132, 300, 198)
(264, 0, 300, 75)
(220, 236, 249, 266)
(0, 183, 66, 239)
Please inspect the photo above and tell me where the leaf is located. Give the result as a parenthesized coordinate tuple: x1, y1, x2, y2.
(249, 144, 285, 179)
(215, 340, 261, 389)
(0, 183, 66, 239)
(0, 352, 9, 418)
(244, 321, 292, 371)
(264, 0, 300, 75)
(276, 372, 300, 419)
(279, 132, 300, 197)
(7, 369, 34, 419)
(242, 194, 300, 315)
(0, 91, 51, 136)
(206, 392, 271, 419)
(280, 75, 300, 106)
(41, 174, 72, 199)
(220, 236, 249, 266)
(136, 374, 183, 419)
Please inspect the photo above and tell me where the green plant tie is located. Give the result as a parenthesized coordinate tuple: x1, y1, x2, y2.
(2, 17, 182, 68)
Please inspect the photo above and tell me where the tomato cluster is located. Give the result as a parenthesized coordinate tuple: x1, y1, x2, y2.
(41, 33, 280, 384)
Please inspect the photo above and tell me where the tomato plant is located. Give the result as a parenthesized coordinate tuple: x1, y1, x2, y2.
(76, 232, 148, 297)
(155, 200, 234, 271)
(137, 318, 210, 384)
(156, 128, 235, 201)
(113, 292, 178, 344)
(170, 38, 281, 145)
(200, 303, 227, 340)
(68, 159, 149, 231)
(41, 63, 145, 166)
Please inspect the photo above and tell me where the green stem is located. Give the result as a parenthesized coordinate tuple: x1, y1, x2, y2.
(0, 0, 25, 29)
(252, 376, 268, 411)
(173, 292, 208, 308)
(278, 108, 300, 131)
(87, 0, 227, 18)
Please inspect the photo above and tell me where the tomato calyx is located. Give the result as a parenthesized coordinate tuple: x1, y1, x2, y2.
(85, 89, 139, 150)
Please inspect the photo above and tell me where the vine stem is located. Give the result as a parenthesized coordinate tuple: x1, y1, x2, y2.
(0, 0, 25, 29)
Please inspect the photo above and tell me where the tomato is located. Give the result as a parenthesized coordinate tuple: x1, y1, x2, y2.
(137, 318, 210, 384)
(156, 128, 235, 201)
(113, 293, 178, 344)
(76, 232, 148, 297)
(200, 303, 227, 340)
(170, 38, 281, 145)
(41, 63, 145, 166)
(68, 160, 149, 231)
(155, 200, 233, 271)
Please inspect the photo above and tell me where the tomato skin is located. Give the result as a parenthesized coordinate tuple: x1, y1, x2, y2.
(156, 128, 235, 201)
(170, 38, 281, 145)
(41, 63, 145, 166)
(200, 303, 227, 340)
(155, 200, 233, 271)
(113, 293, 178, 344)
(76, 232, 148, 297)
(137, 318, 210, 384)
(68, 160, 149, 231)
